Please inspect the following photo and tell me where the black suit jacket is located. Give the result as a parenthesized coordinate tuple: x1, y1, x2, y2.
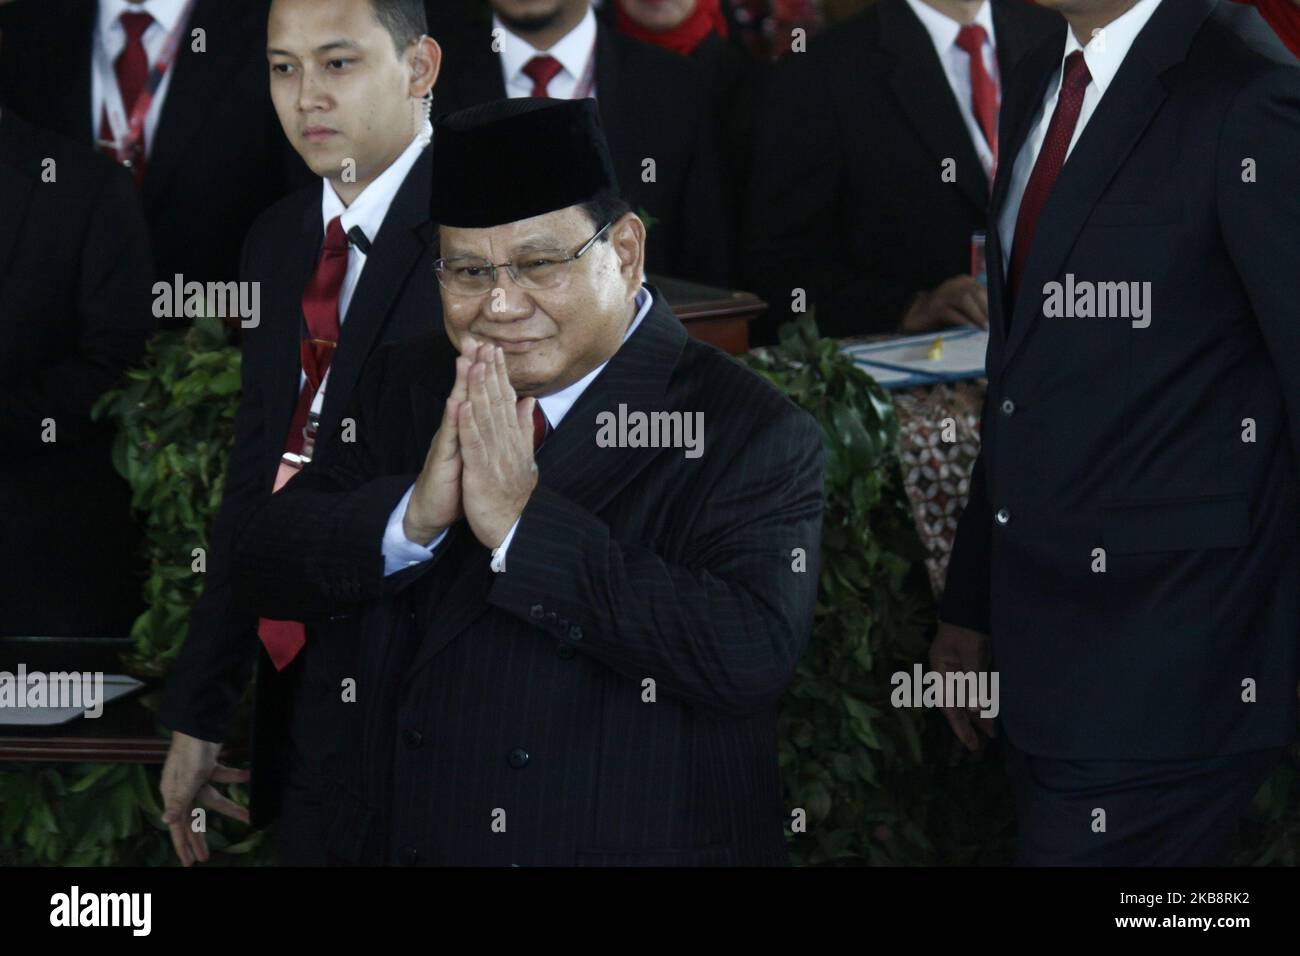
(941, 0, 1300, 760)
(432, 19, 732, 285)
(0, 107, 154, 637)
(229, 294, 825, 864)
(743, 0, 1061, 342)
(0, 0, 308, 287)
(159, 149, 450, 825)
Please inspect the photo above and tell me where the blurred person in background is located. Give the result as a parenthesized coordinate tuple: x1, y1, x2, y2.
(0, 0, 310, 306)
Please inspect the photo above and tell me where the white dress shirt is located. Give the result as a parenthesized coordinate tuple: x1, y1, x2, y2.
(496, 6, 599, 100)
(92, 0, 191, 153)
(997, 0, 1164, 274)
(300, 121, 432, 395)
(382, 286, 655, 575)
(904, 0, 1000, 179)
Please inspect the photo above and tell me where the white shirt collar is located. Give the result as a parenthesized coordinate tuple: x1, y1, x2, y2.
(320, 121, 431, 247)
(495, 6, 598, 89)
(538, 286, 653, 428)
(98, 0, 189, 38)
(903, 0, 995, 53)
(1059, 0, 1163, 100)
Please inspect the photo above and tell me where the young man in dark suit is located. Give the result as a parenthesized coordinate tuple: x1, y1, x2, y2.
(230, 97, 825, 865)
(932, 0, 1300, 865)
(0, 0, 309, 289)
(744, 0, 1062, 342)
(432, 0, 732, 285)
(157, 0, 449, 865)
(0, 104, 154, 638)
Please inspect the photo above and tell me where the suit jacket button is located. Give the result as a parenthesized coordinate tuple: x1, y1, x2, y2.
(995, 508, 1011, 526)
(569, 625, 583, 642)
(400, 846, 419, 865)
(403, 728, 423, 749)
(508, 748, 530, 769)
(557, 643, 576, 660)
(1001, 398, 1016, 416)
(530, 604, 545, 620)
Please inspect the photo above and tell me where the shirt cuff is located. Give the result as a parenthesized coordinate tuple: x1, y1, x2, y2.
(382, 484, 447, 576)
(490, 515, 523, 573)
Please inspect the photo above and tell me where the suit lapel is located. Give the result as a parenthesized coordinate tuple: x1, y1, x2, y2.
(46, 2, 98, 145)
(404, 293, 689, 675)
(1001, 0, 1212, 369)
(262, 197, 322, 479)
(318, 150, 435, 447)
(143, 0, 251, 208)
(879, 0, 988, 213)
(987, 32, 1062, 351)
(593, 25, 631, 155)
(0, 114, 36, 285)
(438, 25, 507, 115)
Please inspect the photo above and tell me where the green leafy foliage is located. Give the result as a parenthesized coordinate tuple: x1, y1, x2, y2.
(91, 317, 241, 677)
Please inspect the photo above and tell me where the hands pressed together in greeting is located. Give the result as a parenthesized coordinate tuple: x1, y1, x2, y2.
(402, 336, 540, 551)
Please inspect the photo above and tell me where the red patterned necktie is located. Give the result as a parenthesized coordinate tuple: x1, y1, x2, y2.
(99, 11, 153, 187)
(955, 24, 998, 162)
(257, 216, 350, 671)
(1008, 51, 1092, 305)
(532, 402, 550, 453)
(522, 55, 564, 98)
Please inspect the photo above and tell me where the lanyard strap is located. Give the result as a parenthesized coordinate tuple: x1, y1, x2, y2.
(94, 0, 199, 158)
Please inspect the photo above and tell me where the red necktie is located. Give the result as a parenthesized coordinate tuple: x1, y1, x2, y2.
(955, 24, 998, 162)
(522, 55, 564, 98)
(532, 402, 550, 453)
(257, 216, 350, 671)
(99, 12, 153, 187)
(1008, 51, 1092, 306)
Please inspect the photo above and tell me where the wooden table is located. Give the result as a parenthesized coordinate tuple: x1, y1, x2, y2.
(654, 275, 765, 356)
(0, 636, 239, 764)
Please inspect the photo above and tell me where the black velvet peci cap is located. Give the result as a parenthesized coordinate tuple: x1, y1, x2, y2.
(429, 97, 621, 228)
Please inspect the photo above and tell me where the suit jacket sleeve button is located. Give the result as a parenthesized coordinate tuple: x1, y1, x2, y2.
(402, 728, 423, 749)
(995, 508, 1011, 526)
(530, 604, 545, 620)
(508, 748, 530, 769)
(400, 846, 419, 865)
(569, 625, 583, 642)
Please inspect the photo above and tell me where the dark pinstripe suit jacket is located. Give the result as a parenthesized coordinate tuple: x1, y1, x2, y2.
(230, 293, 825, 865)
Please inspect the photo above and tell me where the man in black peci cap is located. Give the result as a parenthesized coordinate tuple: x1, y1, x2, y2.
(231, 96, 825, 865)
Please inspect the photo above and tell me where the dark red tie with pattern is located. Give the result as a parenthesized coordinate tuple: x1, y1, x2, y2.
(99, 11, 152, 187)
(1008, 51, 1092, 306)
(522, 55, 564, 98)
(532, 402, 550, 452)
(955, 24, 998, 162)
(257, 216, 349, 671)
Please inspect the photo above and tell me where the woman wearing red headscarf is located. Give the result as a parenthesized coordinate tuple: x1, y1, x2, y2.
(614, 0, 732, 55)
(1233, 0, 1300, 57)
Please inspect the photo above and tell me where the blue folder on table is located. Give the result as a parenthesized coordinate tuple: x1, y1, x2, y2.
(841, 328, 989, 391)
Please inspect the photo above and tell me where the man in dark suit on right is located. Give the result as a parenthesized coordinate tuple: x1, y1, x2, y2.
(932, 0, 1300, 865)
(744, 0, 1062, 342)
